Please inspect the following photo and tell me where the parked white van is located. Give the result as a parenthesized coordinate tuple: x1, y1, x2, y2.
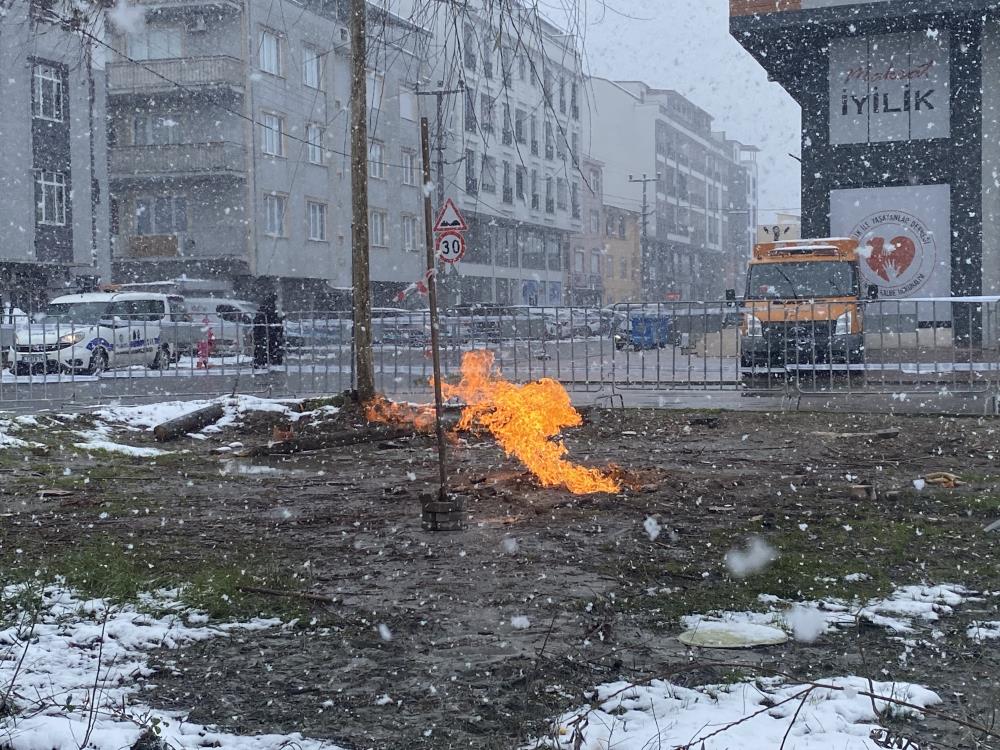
(9, 292, 187, 376)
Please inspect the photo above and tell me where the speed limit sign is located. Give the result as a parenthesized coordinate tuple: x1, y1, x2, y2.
(435, 230, 466, 264)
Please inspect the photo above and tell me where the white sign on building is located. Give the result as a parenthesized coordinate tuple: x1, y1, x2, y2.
(829, 32, 950, 145)
(830, 184, 951, 319)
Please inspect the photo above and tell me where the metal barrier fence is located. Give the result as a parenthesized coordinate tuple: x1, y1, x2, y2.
(0, 299, 998, 406)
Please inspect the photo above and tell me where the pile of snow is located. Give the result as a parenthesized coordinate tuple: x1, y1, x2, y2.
(967, 621, 1000, 641)
(94, 395, 300, 432)
(0, 415, 46, 450)
(683, 584, 977, 643)
(535, 676, 940, 750)
(0, 583, 343, 750)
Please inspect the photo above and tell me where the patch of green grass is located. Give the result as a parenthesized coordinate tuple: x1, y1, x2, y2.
(0, 535, 321, 624)
(611, 490, 997, 626)
(184, 564, 314, 621)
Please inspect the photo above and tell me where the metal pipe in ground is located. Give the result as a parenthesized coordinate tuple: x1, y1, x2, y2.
(419, 116, 462, 531)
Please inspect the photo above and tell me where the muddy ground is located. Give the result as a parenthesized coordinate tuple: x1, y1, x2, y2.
(1, 401, 999, 749)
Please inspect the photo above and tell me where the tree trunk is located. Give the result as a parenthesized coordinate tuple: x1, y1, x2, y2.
(350, 0, 375, 401)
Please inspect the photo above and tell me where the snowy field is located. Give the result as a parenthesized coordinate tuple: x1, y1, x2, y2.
(1, 398, 999, 748)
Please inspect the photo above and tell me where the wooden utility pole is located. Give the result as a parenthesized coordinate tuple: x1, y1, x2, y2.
(350, 0, 375, 401)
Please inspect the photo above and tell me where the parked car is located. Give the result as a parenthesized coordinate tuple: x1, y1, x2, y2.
(185, 297, 258, 355)
(9, 292, 193, 375)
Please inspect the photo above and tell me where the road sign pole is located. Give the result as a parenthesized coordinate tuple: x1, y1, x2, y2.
(420, 117, 457, 527)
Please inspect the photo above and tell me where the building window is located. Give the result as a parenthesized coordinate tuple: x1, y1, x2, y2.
(128, 28, 182, 60)
(589, 168, 601, 197)
(480, 93, 494, 133)
(544, 120, 554, 160)
(399, 87, 417, 121)
(308, 201, 327, 241)
(515, 166, 526, 201)
(368, 141, 384, 179)
(574, 250, 584, 273)
(556, 178, 568, 210)
(481, 155, 497, 194)
(259, 29, 282, 75)
(34, 171, 66, 226)
(465, 90, 477, 133)
(502, 104, 513, 145)
(515, 109, 527, 144)
(133, 114, 184, 146)
(530, 116, 539, 155)
(571, 183, 580, 219)
(589, 209, 600, 234)
(264, 193, 286, 236)
(32, 64, 63, 121)
(370, 209, 387, 247)
(306, 123, 324, 165)
(402, 215, 417, 251)
(530, 170, 539, 210)
(261, 113, 284, 156)
(620, 258, 627, 279)
(465, 149, 477, 194)
(590, 251, 600, 275)
(502, 161, 512, 204)
(571, 82, 579, 119)
(559, 76, 566, 114)
(545, 176, 554, 214)
(463, 24, 477, 70)
(401, 150, 417, 186)
(303, 46, 323, 89)
(135, 195, 187, 235)
(518, 53, 527, 82)
(366, 71, 384, 111)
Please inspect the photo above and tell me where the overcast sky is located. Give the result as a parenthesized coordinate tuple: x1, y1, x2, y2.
(580, 0, 802, 222)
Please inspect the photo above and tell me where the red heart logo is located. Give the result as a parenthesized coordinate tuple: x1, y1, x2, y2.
(866, 236, 916, 283)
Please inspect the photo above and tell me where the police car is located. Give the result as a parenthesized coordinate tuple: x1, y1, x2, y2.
(10, 292, 182, 376)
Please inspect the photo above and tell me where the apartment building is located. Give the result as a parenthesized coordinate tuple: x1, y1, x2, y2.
(390, 0, 585, 307)
(601, 205, 642, 304)
(587, 79, 758, 301)
(0, 0, 110, 309)
(719, 138, 759, 293)
(566, 156, 605, 305)
(105, 0, 428, 307)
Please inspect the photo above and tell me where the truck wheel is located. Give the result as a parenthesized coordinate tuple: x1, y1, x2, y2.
(88, 349, 109, 376)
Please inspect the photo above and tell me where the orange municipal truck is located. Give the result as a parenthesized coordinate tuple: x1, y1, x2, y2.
(730, 238, 878, 369)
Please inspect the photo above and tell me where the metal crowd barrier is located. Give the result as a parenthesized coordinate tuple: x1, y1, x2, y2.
(0, 300, 998, 408)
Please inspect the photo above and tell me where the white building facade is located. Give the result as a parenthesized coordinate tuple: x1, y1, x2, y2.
(390, 0, 585, 306)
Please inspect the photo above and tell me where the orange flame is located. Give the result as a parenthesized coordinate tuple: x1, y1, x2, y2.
(366, 350, 618, 494)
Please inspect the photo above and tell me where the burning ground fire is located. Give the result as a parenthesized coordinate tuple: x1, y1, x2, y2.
(365, 350, 620, 495)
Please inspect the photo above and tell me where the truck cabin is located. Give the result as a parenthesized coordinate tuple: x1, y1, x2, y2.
(742, 239, 876, 302)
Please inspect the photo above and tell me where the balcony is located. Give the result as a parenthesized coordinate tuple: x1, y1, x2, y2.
(108, 56, 244, 95)
(110, 142, 246, 179)
(121, 234, 180, 259)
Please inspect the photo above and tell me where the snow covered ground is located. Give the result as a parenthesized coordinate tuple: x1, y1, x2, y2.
(532, 675, 940, 749)
(0, 584, 344, 750)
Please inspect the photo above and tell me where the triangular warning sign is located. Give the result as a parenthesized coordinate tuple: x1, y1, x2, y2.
(433, 198, 468, 232)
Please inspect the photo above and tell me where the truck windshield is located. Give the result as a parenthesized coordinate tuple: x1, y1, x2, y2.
(746, 262, 857, 300)
(43, 302, 111, 324)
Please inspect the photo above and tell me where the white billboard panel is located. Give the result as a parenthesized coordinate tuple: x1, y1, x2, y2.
(830, 184, 951, 320)
(829, 32, 950, 144)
